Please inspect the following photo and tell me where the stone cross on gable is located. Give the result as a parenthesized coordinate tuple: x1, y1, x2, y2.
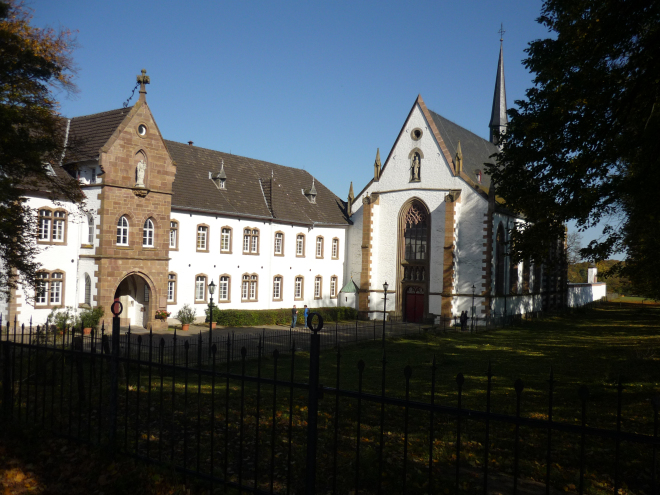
(137, 69, 150, 101)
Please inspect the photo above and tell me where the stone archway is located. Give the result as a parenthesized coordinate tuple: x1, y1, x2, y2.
(114, 274, 152, 328)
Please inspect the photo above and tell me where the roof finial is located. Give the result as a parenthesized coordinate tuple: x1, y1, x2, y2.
(137, 69, 150, 102)
(498, 23, 505, 43)
(373, 148, 382, 182)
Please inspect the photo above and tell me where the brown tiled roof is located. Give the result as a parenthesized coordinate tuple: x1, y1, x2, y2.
(166, 141, 350, 226)
(66, 107, 133, 162)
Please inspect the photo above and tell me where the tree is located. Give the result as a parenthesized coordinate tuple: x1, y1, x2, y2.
(487, 0, 660, 296)
(566, 231, 583, 265)
(0, 0, 83, 302)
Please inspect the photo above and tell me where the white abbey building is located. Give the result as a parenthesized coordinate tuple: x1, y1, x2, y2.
(2, 45, 568, 330)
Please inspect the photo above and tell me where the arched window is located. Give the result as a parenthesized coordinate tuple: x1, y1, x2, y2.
(143, 218, 154, 247)
(495, 223, 505, 295)
(403, 205, 427, 261)
(117, 216, 129, 246)
(84, 274, 91, 306)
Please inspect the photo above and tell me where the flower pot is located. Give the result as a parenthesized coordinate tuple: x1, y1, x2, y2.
(210, 322, 217, 329)
(83, 327, 92, 335)
(181, 324, 190, 331)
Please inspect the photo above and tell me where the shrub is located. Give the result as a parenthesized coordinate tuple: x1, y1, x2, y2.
(79, 306, 104, 330)
(176, 304, 196, 325)
(204, 306, 357, 327)
(46, 306, 77, 331)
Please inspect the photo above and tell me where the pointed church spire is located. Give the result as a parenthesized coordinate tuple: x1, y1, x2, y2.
(489, 28, 508, 146)
(455, 141, 463, 174)
(373, 148, 382, 181)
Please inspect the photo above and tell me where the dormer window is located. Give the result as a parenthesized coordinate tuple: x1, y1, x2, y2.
(303, 178, 317, 204)
(210, 160, 227, 190)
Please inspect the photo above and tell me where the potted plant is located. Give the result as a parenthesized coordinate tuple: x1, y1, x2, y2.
(176, 304, 196, 331)
(155, 309, 171, 321)
(79, 306, 105, 335)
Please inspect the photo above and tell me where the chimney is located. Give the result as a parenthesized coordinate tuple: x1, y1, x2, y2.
(188, 141, 193, 146)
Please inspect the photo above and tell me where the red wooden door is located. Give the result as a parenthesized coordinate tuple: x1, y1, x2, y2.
(405, 288, 424, 323)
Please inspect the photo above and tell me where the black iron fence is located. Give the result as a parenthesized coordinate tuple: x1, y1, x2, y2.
(1, 309, 658, 494)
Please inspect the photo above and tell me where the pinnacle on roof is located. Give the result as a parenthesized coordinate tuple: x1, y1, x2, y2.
(374, 148, 381, 181)
(137, 69, 150, 102)
(489, 37, 508, 145)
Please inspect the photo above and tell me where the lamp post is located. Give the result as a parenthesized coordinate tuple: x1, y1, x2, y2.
(471, 284, 476, 331)
(208, 280, 216, 351)
(382, 281, 389, 348)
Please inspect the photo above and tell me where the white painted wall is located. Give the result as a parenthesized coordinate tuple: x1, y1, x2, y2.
(168, 209, 348, 318)
(568, 283, 607, 307)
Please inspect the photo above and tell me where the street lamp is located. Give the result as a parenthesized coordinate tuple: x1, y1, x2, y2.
(208, 280, 216, 351)
(382, 281, 389, 348)
(471, 284, 476, 331)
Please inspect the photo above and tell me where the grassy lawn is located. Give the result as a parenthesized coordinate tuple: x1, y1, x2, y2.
(4, 303, 659, 494)
(608, 295, 660, 305)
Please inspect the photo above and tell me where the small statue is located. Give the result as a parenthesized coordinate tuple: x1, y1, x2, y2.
(136, 159, 146, 187)
(411, 153, 421, 181)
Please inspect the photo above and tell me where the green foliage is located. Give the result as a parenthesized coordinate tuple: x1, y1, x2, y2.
(79, 306, 104, 329)
(488, 0, 660, 293)
(204, 306, 357, 327)
(0, 1, 83, 302)
(46, 306, 77, 331)
(175, 304, 196, 325)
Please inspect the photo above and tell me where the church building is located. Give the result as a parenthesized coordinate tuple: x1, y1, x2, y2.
(2, 43, 567, 329)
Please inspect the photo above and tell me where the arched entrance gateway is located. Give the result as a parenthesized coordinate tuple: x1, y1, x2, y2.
(114, 274, 153, 328)
(397, 199, 430, 323)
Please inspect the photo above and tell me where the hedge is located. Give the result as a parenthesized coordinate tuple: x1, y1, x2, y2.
(204, 306, 358, 327)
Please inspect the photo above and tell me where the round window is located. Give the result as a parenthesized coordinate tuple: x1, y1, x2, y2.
(411, 128, 423, 140)
(137, 124, 147, 136)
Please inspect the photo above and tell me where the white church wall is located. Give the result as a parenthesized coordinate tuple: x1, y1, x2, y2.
(568, 283, 607, 307)
(168, 210, 347, 319)
(345, 205, 363, 288)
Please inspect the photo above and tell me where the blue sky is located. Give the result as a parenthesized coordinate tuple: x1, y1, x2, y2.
(31, 0, 607, 255)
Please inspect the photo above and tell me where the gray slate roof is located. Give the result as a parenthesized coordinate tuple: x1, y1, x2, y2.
(429, 110, 499, 189)
(166, 141, 350, 226)
(67, 107, 133, 162)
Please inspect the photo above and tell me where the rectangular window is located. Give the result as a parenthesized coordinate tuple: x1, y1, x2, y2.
(91, 168, 97, 184)
(167, 281, 175, 302)
(330, 276, 337, 297)
(274, 233, 283, 255)
(273, 276, 281, 300)
(38, 210, 51, 241)
(50, 273, 63, 305)
(53, 211, 65, 242)
(219, 276, 229, 301)
(295, 277, 303, 299)
(243, 229, 250, 252)
(314, 276, 321, 298)
(221, 228, 231, 252)
(197, 226, 208, 251)
(332, 238, 339, 259)
(251, 230, 259, 253)
(242, 275, 249, 300)
(87, 216, 94, 245)
(316, 237, 323, 258)
(170, 222, 177, 249)
(195, 276, 206, 301)
(36, 273, 48, 305)
(296, 235, 304, 256)
(250, 275, 257, 299)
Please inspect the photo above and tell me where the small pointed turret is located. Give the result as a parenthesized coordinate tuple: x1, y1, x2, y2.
(309, 177, 317, 196)
(373, 148, 381, 181)
(455, 141, 463, 174)
(489, 31, 508, 146)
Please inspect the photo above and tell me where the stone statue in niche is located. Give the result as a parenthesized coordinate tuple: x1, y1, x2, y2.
(410, 152, 421, 181)
(136, 159, 146, 188)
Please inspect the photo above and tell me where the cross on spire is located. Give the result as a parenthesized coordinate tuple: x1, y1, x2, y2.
(137, 69, 150, 101)
(498, 23, 505, 42)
